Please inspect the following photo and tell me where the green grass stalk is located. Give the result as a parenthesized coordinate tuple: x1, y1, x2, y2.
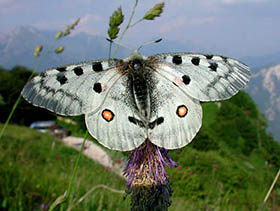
(112, 0, 139, 58)
(259, 168, 280, 211)
(58, 130, 88, 211)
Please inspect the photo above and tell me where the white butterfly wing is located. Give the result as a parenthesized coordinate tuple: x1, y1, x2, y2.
(85, 76, 146, 151)
(21, 51, 251, 152)
(148, 72, 202, 149)
(21, 59, 121, 115)
(149, 53, 251, 101)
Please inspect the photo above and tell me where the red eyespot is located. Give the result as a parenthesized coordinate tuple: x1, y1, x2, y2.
(102, 109, 115, 122)
(176, 105, 188, 118)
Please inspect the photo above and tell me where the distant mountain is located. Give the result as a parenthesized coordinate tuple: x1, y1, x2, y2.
(0, 26, 200, 71)
(0, 26, 130, 71)
(242, 50, 280, 141)
(246, 64, 280, 141)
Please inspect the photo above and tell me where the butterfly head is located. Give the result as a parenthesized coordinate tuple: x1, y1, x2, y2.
(125, 50, 144, 62)
(124, 51, 147, 72)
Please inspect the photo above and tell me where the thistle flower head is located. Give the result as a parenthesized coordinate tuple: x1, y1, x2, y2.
(124, 139, 176, 210)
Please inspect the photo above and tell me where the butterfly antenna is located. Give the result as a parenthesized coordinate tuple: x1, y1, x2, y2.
(106, 38, 134, 56)
(137, 38, 162, 52)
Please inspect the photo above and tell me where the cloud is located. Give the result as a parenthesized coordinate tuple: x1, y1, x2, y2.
(72, 14, 105, 35)
(183, 0, 272, 8)
(33, 14, 106, 35)
(159, 17, 215, 34)
(221, 0, 269, 3)
(80, 14, 103, 25)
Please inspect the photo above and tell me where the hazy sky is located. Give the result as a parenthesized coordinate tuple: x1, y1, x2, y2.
(1, 0, 280, 58)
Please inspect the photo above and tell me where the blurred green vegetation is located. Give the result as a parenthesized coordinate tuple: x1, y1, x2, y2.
(0, 66, 56, 126)
(0, 123, 129, 211)
(0, 66, 280, 210)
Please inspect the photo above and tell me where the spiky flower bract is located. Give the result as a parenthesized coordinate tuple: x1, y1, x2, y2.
(124, 140, 176, 210)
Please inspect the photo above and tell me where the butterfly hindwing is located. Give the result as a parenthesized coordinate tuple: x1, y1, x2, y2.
(147, 71, 202, 149)
(21, 59, 122, 115)
(85, 75, 147, 151)
(149, 53, 251, 101)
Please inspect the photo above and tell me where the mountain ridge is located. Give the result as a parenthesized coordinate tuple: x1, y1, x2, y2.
(247, 64, 280, 140)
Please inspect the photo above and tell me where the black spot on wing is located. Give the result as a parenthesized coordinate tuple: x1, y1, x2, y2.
(73, 66, 83, 76)
(56, 74, 68, 85)
(208, 63, 218, 72)
(157, 117, 164, 125)
(221, 56, 228, 62)
(182, 75, 191, 85)
(57, 67, 67, 72)
(40, 71, 47, 78)
(191, 57, 200, 66)
(92, 62, 103, 72)
(128, 116, 145, 127)
(205, 54, 213, 60)
(128, 116, 137, 124)
(93, 82, 102, 93)
(172, 55, 182, 65)
(149, 117, 164, 129)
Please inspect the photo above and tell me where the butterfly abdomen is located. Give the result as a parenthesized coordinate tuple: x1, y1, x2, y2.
(128, 59, 152, 121)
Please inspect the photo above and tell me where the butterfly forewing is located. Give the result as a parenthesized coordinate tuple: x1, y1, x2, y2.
(149, 53, 251, 101)
(21, 59, 122, 115)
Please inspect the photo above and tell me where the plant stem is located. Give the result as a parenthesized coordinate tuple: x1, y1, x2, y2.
(109, 42, 112, 59)
(60, 130, 88, 211)
(259, 168, 280, 211)
(0, 94, 21, 139)
(130, 18, 144, 28)
(112, 0, 139, 58)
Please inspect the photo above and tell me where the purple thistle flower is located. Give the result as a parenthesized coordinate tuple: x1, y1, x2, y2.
(123, 139, 177, 210)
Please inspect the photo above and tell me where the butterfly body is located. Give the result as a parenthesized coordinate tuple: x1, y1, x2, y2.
(126, 53, 153, 123)
(22, 50, 251, 151)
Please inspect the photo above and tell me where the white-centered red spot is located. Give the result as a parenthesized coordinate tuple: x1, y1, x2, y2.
(102, 109, 114, 122)
(176, 105, 188, 118)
